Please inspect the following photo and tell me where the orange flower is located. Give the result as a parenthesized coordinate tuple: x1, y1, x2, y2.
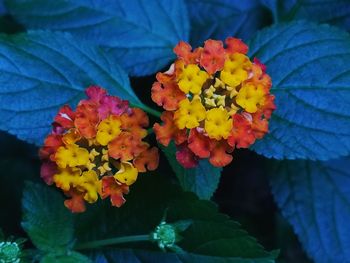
(209, 141, 233, 167)
(151, 81, 186, 111)
(133, 147, 160, 172)
(108, 132, 149, 162)
(54, 105, 75, 129)
(101, 176, 129, 207)
(74, 102, 99, 139)
(64, 189, 86, 213)
(39, 86, 159, 213)
(153, 112, 187, 147)
(119, 108, 149, 139)
(188, 129, 211, 158)
(225, 37, 248, 54)
(173, 41, 202, 65)
(39, 134, 63, 160)
(228, 114, 256, 148)
(200, 39, 226, 74)
(152, 37, 275, 168)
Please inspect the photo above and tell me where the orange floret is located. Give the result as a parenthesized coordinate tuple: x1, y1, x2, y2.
(108, 132, 148, 162)
(153, 112, 187, 146)
(101, 176, 129, 207)
(173, 41, 202, 65)
(225, 37, 248, 54)
(228, 114, 256, 148)
(133, 147, 159, 172)
(209, 141, 233, 167)
(151, 81, 186, 111)
(74, 102, 99, 139)
(200, 39, 226, 74)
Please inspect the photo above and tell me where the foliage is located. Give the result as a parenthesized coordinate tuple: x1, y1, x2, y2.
(268, 157, 350, 263)
(0, 1, 349, 263)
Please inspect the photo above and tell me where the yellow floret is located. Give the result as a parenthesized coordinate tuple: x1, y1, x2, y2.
(205, 107, 233, 140)
(96, 115, 121, 146)
(53, 168, 81, 191)
(114, 162, 138, 186)
(174, 96, 206, 129)
(77, 170, 101, 203)
(178, 64, 209, 94)
(236, 83, 265, 113)
(55, 144, 90, 168)
(220, 53, 251, 87)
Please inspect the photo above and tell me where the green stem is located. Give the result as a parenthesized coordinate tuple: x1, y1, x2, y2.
(131, 102, 161, 118)
(75, 234, 150, 250)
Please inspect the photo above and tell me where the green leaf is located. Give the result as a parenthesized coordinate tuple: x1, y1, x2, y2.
(41, 251, 92, 263)
(94, 249, 275, 263)
(187, 0, 272, 46)
(265, 0, 350, 30)
(0, 31, 139, 145)
(5, 0, 190, 76)
(248, 21, 350, 160)
(161, 143, 222, 200)
(22, 182, 74, 254)
(268, 157, 350, 263)
(75, 173, 276, 262)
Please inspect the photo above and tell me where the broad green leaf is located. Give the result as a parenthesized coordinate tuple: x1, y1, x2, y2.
(187, 0, 272, 46)
(264, 0, 350, 31)
(75, 174, 276, 262)
(5, 0, 190, 76)
(161, 143, 222, 200)
(268, 157, 350, 263)
(94, 249, 275, 263)
(22, 182, 74, 254)
(248, 21, 350, 160)
(41, 252, 92, 263)
(0, 31, 139, 145)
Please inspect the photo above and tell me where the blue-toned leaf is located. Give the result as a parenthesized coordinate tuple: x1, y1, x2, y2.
(5, 0, 190, 76)
(161, 142, 222, 200)
(265, 0, 350, 31)
(268, 157, 350, 263)
(0, 31, 139, 145)
(22, 182, 74, 253)
(248, 21, 350, 160)
(187, 0, 271, 46)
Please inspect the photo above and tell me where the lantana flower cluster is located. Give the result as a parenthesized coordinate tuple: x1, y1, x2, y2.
(152, 38, 275, 168)
(39, 86, 159, 213)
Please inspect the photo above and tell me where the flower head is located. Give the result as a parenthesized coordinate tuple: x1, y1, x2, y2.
(40, 86, 159, 213)
(151, 37, 275, 168)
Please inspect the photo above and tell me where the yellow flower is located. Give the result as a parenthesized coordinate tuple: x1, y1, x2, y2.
(62, 129, 80, 145)
(55, 144, 90, 168)
(174, 96, 206, 129)
(205, 107, 233, 140)
(96, 115, 121, 146)
(53, 168, 81, 191)
(236, 83, 265, 113)
(114, 162, 138, 186)
(220, 53, 251, 87)
(177, 64, 209, 94)
(77, 170, 101, 203)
